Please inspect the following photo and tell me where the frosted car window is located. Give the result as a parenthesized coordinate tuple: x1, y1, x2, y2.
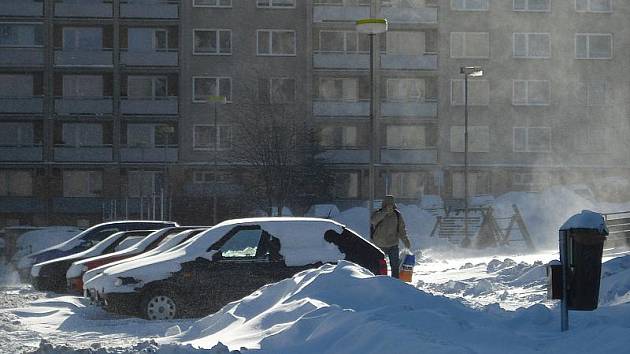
(220, 229, 263, 258)
(114, 236, 145, 251)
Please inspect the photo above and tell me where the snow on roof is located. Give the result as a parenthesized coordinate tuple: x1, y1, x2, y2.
(559, 210, 609, 234)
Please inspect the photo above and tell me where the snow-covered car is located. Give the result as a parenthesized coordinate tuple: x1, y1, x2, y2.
(86, 217, 386, 320)
(66, 226, 209, 293)
(83, 228, 208, 301)
(17, 220, 178, 281)
(31, 230, 156, 292)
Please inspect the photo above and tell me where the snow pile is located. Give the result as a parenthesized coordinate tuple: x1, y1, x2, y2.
(160, 260, 630, 353)
(599, 255, 630, 306)
(13, 227, 82, 261)
(560, 210, 608, 233)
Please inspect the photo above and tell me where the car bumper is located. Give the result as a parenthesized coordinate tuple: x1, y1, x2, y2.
(67, 277, 83, 294)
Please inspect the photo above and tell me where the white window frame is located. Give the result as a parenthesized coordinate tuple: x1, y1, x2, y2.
(193, 29, 232, 55)
(318, 30, 368, 54)
(192, 124, 233, 151)
(153, 29, 168, 50)
(451, 0, 489, 11)
(450, 32, 490, 59)
(513, 33, 551, 59)
(450, 79, 490, 106)
(334, 172, 359, 199)
(318, 77, 359, 102)
(127, 76, 168, 100)
(256, 0, 296, 8)
(192, 76, 232, 103)
(386, 78, 426, 103)
(577, 80, 608, 106)
(575, 33, 613, 59)
(0, 22, 44, 48)
(62, 170, 103, 197)
(513, 127, 551, 152)
(62, 26, 103, 50)
(193, 0, 232, 8)
(512, 80, 550, 106)
(449, 126, 490, 153)
(320, 125, 358, 148)
(575, 0, 612, 13)
(268, 77, 296, 103)
(193, 170, 231, 184)
(256, 29, 296, 56)
(513, 0, 551, 12)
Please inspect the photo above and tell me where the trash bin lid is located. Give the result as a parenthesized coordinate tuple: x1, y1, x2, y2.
(560, 210, 609, 236)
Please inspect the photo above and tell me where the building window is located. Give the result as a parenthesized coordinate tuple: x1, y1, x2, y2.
(193, 77, 232, 102)
(450, 32, 489, 58)
(320, 126, 357, 148)
(62, 123, 103, 147)
(62, 27, 103, 50)
(386, 31, 427, 55)
(315, 0, 371, 4)
(513, 127, 551, 152)
(0, 170, 33, 197)
(63, 75, 103, 97)
(513, 33, 551, 58)
(0, 23, 43, 47)
(0, 123, 34, 146)
(389, 172, 426, 199)
(576, 80, 607, 106)
(257, 30, 296, 56)
(576, 33, 612, 59)
(450, 126, 490, 152)
(257, 0, 295, 8)
(318, 30, 369, 53)
(128, 171, 163, 197)
(0, 74, 34, 98)
(258, 78, 296, 103)
(576, 0, 612, 12)
(127, 76, 167, 99)
(193, 125, 232, 151)
(319, 77, 358, 101)
(334, 172, 359, 199)
(513, 80, 550, 105)
(451, 0, 489, 11)
(127, 28, 168, 52)
(450, 79, 489, 106)
(452, 171, 490, 198)
(193, 171, 231, 184)
(193, 29, 231, 55)
(386, 125, 426, 149)
(63, 170, 102, 197)
(387, 79, 425, 102)
(576, 127, 607, 153)
(193, 0, 232, 7)
(126, 124, 176, 147)
(513, 0, 550, 11)
(512, 172, 550, 191)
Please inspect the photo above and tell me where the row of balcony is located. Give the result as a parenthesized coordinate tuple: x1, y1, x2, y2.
(319, 148, 438, 165)
(0, 48, 178, 67)
(0, 1, 179, 19)
(313, 5, 437, 24)
(314, 101, 438, 118)
(0, 146, 178, 162)
(314, 53, 437, 70)
(0, 97, 178, 115)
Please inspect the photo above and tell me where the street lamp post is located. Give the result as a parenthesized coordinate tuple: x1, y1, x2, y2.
(356, 18, 387, 214)
(208, 95, 227, 225)
(459, 66, 483, 245)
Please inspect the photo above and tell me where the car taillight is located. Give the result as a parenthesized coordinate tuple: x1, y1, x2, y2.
(377, 258, 387, 275)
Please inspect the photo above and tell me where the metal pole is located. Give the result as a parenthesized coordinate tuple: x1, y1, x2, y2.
(152, 193, 156, 220)
(139, 196, 143, 220)
(464, 73, 469, 244)
(368, 33, 375, 214)
(160, 188, 164, 221)
(560, 230, 569, 331)
(213, 102, 218, 225)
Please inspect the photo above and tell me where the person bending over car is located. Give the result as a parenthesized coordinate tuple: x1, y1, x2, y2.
(370, 195, 411, 278)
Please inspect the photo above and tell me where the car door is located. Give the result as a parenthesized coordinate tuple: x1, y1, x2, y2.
(192, 226, 273, 313)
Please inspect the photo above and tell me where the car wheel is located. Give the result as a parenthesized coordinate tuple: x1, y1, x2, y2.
(142, 291, 179, 320)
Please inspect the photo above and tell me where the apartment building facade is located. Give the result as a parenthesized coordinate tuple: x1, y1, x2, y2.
(1, 0, 630, 227)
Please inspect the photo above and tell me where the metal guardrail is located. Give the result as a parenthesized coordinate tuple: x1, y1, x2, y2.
(603, 211, 630, 247)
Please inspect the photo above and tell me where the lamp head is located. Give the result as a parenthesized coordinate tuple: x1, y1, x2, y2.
(460, 66, 484, 77)
(355, 18, 388, 35)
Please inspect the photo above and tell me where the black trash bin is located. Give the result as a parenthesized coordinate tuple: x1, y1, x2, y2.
(566, 229, 607, 311)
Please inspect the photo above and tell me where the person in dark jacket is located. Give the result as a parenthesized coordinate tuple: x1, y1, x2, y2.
(370, 195, 411, 278)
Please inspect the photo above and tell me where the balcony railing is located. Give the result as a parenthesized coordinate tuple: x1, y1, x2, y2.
(54, 49, 113, 67)
(381, 54, 438, 70)
(55, 97, 113, 115)
(318, 149, 369, 164)
(120, 97, 178, 115)
(0, 1, 43, 17)
(381, 101, 438, 117)
(0, 48, 44, 66)
(120, 0, 179, 19)
(54, 145, 113, 162)
(55, 0, 112, 17)
(313, 53, 369, 69)
(380, 6, 438, 24)
(380, 148, 438, 164)
(52, 197, 103, 214)
(0, 197, 45, 213)
(313, 100, 369, 117)
(313, 5, 369, 22)
(120, 145, 178, 162)
(0, 97, 43, 113)
(0, 146, 42, 161)
(120, 49, 178, 66)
